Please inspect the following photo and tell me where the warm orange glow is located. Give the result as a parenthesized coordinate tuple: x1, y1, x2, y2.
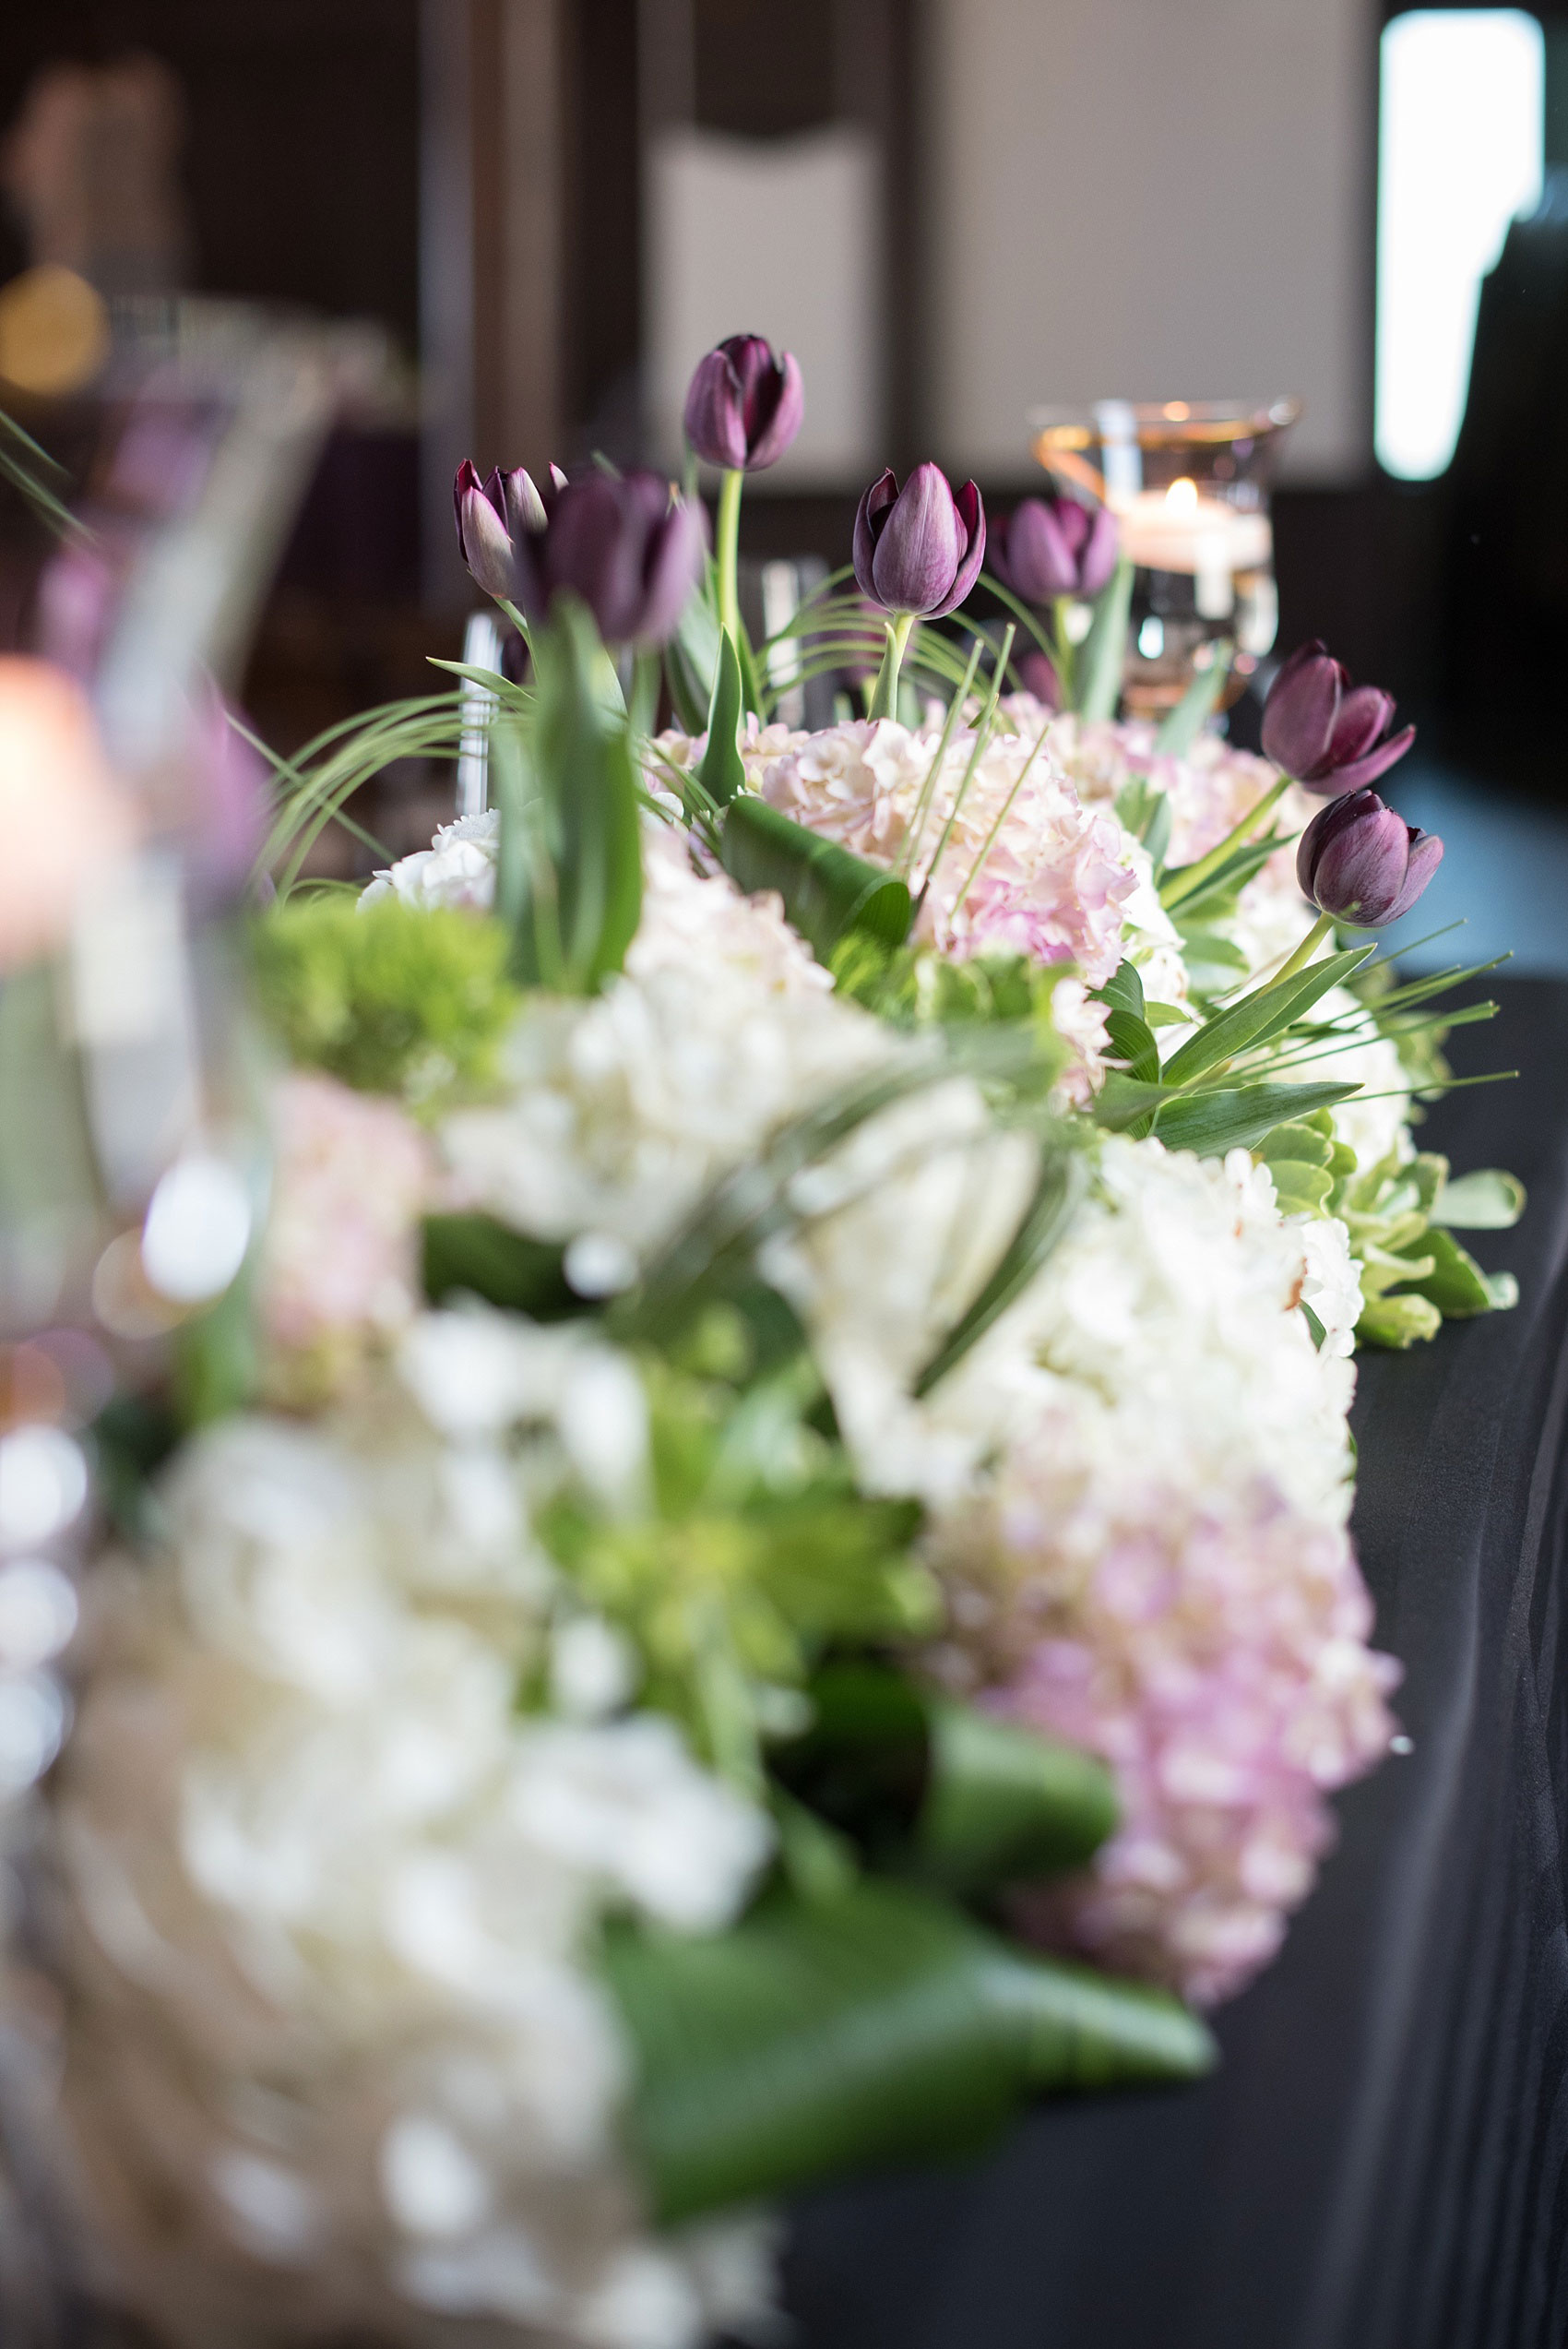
(0, 266, 110, 398)
(1163, 400, 1192, 421)
(0, 656, 134, 972)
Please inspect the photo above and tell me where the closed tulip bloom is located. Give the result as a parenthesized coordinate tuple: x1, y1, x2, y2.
(683, 334, 804, 472)
(1262, 639, 1415, 795)
(852, 463, 986, 619)
(453, 459, 563, 599)
(1016, 647, 1062, 709)
(1297, 786, 1443, 926)
(517, 471, 707, 647)
(994, 495, 1119, 603)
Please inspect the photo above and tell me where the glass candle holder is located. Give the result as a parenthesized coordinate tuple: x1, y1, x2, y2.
(1028, 397, 1301, 716)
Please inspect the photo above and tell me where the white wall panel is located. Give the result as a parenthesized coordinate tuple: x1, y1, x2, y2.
(931, 0, 1374, 482)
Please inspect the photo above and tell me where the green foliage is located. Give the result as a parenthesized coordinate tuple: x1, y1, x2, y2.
(90, 1395, 181, 1544)
(720, 795, 912, 968)
(495, 599, 644, 994)
(1330, 1145, 1518, 1347)
(0, 405, 84, 540)
(1154, 643, 1232, 756)
(422, 1214, 578, 1319)
(696, 628, 746, 808)
(1114, 773, 1173, 872)
(252, 896, 518, 1104)
(831, 937, 1071, 1059)
(603, 1879, 1215, 2224)
(666, 577, 724, 733)
(1430, 1167, 1526, 1228)
(540, 1352, 933, 1788)
(250, 693, 470, 901)
(1075, 555, 1134, 721)
(775, 1661, 1117, 1896)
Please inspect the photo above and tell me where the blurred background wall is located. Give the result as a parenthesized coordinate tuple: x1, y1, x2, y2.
(931, 0, 1373, 483)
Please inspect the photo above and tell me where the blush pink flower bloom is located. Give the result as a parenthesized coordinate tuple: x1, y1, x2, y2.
(945, 1453, 1398, 2007)
(727, 713, 1138, 987)
(258, 1073, 433, 1407)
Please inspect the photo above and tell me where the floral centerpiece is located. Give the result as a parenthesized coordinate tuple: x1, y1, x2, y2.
(0, 340, 1525, 2349)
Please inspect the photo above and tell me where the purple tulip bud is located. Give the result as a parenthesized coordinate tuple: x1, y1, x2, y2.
(1262, 638, 1416, 796)
(517, 471, 707, 647)
(994, 495, 1119, 603)
(1016, 648, 1062, 709)
(683, 334, 804, 472)
(1296, 786, 1443, 927)
(453, 459, 560, 600)
(852, 462, 986, 619)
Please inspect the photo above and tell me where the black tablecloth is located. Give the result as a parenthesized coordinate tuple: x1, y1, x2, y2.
(784, 975, 1568, 2349)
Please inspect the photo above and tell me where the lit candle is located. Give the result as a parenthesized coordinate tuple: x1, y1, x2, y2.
(1110, 477, 1272, 619)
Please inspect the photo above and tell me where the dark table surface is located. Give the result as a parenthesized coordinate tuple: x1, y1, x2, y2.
(783, 975, 1568, 2349)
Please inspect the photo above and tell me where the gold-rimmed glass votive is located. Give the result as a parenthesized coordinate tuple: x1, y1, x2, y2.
(1027, 397, 1301, 715)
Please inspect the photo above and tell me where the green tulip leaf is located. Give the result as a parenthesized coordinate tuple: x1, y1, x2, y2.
(493, 600, 643, 996)
(1159, 944, 1377, 1089)
(696, 627, 747, 809)
(916, 1697, 1118, 1893)
(1152, 1080, 1360, 1159)
(1155, 642, 1233, 757)
(604, 1880, 1214, 2223)
(774, 1661, 1116, 1894)
(666, 577, 724, 733)
(720, 794, 912, 968)
(422, 1213, 578, 1320)
(1075, 555, 1134, 722)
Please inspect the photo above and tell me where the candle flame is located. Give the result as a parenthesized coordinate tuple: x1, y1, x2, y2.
(1165, 477, 1199, 513)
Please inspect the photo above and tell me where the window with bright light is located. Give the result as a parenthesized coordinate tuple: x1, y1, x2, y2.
(1376, 9, 1544, 481)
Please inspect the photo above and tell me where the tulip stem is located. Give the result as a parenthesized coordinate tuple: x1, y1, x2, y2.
(1160, 773, 1291, 911)
(715, 467, 745, 647)
(1270, 912, 1334, 991)
(496, 598, 531, 646)
(869, 613, 916, 722)
(1052, 596, 1076, 709)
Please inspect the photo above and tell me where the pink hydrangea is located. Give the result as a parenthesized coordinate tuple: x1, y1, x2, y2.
(258, 1072, 433, 1406)
(709, 715, 1138, 990)
(940, 1447, 1399, 2008)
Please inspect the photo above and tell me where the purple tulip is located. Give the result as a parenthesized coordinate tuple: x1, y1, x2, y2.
(1016, 648, 1062, 709)
(1262, 639, 1416, 796)
(453, 459, 564, 600)
(512, 471, 707, 647)
(1296, 786, 1443, 926)
(683, 334, 804, 472)
(852, 463, 986, 619)
(993, 495, 1119, 603)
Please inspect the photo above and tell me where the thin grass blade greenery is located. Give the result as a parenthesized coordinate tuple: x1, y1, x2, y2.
(0, 405, 87, 541)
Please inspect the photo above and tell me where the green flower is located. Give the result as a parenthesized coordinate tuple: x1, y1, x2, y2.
(252, 896, 520, 1105)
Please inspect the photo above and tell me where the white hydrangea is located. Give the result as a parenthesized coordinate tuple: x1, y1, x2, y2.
(439, 818, 1006, 1273)
(362, 810, 502, 913)
(51, 1315, 775, 2349)
(790, 1133, 1355, 1534)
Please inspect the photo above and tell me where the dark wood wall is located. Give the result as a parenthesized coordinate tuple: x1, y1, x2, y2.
(0, 1, 421, 348)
